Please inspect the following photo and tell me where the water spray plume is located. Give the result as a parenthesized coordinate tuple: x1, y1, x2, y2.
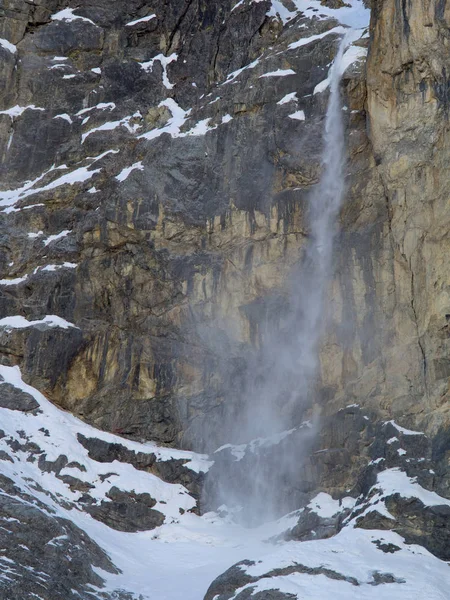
(205, 32, 353, 526)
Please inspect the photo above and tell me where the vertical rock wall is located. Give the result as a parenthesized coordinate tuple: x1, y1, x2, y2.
(0, 0, 449, 454)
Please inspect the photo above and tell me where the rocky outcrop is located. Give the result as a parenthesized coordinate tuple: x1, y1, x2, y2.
(78, 433, 205, 502)
(0, 474, 122, 600)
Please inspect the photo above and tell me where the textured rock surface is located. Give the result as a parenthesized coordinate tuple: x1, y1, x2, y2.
(0, 0, 371, 450)
(1, 0, 450, 598)
(0, 475, 123, 600)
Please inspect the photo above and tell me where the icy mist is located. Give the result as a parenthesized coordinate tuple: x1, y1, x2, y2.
(206, 34, 353, 525)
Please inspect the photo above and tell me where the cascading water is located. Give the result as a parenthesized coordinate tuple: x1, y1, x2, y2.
(205, 33, 354, 525)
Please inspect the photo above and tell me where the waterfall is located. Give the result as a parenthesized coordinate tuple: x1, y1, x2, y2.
(206, 34, 352, 525)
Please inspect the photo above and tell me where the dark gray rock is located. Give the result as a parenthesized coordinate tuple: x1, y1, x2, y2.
(285, 507, 342, 542)
(204, 561, 256, 600)
(0, 382, 39, 411)
(83, 486, 165, 532)
(77, 433, 205, 503)
(0, 475, 126, 600)
(356, 494, 450, 561)
(204, 558, 360, 600)
(234, 591, 296, 600)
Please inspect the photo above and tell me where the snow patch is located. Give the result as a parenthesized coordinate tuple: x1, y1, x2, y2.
(81, 112, 142, 143)
(376, 468, 450, 508)
(314, 35, 368, 95)
(288, 110, 305, 121)
(115, 162, 144, 182)
(223, 58, 260, 85)
(81, 111, 142, 144)
(384, 420, 425, 436)
(387, 437, 399, 445)
(76, 103, 116, 116)
(38, 262, 77, 272)
(277, 92, 297, 105)
(0, 315, 77, 330)
(0, 38, 17, 54)
(0, 105, 45, 119)
(43, 230, 71, 246)
(0, 276, 29, 286)
(126, 14, 156, 27)
(53, 113, 73, 124)
(51, 8, 97, 27)
(308, 493, 355, 518)
(139, 53, 178, 89)
(139, 99, 190, 141)
(288, 26, 346, 51)
(259, 68, 296, 78)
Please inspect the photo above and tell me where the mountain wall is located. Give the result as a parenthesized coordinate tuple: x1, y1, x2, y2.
(0, 1, 450, 598)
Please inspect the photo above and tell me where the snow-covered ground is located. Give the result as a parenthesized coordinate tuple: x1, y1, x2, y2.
(1, 365, 449, 599)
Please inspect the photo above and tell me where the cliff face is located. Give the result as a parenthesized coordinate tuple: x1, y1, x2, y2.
(365, 0, 450, 434)
(0, 0, 371, 448)
(2, 1, 448, 454)
(1, 1, 450, 598)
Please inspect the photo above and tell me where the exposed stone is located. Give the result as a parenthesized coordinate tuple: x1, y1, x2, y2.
(0, 0, 450, 595)
(83, 486, 165, 532)
(204, 558, 361, 600)
(0, 382, 39, 411)
(0, 474, 123, 600)
(77, 433, 204, 502)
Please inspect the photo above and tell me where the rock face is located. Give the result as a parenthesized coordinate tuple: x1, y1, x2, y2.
(0, 0, 370, 450)
(1, 0, 450, 598)
(0, 0, 446, 458)
(0, 474, 122, 600)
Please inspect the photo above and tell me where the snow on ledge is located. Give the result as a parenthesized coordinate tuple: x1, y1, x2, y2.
(139, 99, 190, 140)
(0, 315, 77, 330)
(81, 113, 142, 143)
(277, 92, 297, 105)
(0, 38, 17, 54)
(0, 164, 101, 212)
(43, 229, 71, 246)
(384, 420, 425, 436)
(308, 492, 355, 518)
(53, 113, 73, 124)
(288, 110, 305, 121)
(125, 14, 156, 27)
(139, 53, 178, 89)
(76, 102, 116, 116)
(116, 161, 144, 182)
(0, 105, 45, 119)
(259, 68, 296, 78)
(314, 41, 367, 95)
(0, 364, 210, 532)
(288, 26, 346, 51)
(270, 0, 370, 28)
(375, 468, 450, 508)
(51, 8, 98, 27)
(223, 58, 260, 85)
(0, 275, 29, 286)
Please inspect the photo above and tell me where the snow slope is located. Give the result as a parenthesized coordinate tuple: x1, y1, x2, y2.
(1, 366, 449, 599)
